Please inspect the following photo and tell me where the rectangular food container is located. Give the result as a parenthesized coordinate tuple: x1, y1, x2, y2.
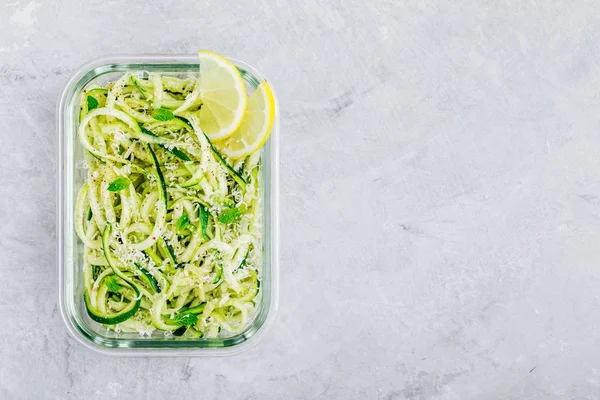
(57, 55, 279, 356)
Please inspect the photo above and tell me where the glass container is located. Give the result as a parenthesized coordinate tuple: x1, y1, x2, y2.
(57, 55, 279, 355)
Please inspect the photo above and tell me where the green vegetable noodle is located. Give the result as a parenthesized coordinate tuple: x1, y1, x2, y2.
(74, 68, 263, 338)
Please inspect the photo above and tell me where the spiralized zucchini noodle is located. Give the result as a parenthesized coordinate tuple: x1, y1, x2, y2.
(75, 71, 262, 338)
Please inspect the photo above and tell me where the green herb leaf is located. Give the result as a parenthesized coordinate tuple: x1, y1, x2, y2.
(87, 96, 99, 111)
(218, 207, 242, 224)
(199, 205, 210, 240)
(174, 312, 198, 326)
(152, 107, 174, 121)
(105, 276, 120, 293)
(176, 213, 190, 233)
(107, 177, 130, 192)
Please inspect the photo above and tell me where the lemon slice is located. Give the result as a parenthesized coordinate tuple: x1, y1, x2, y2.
(175, 50, 246, 141)
(218, 81, 275, 159)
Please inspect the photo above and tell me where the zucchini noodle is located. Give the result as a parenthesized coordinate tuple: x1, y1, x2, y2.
(75, 71, 263, 338)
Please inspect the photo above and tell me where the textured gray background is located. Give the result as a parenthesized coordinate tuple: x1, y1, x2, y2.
(2, 0, 600, 399)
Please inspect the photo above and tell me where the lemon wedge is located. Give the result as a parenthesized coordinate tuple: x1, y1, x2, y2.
(217, 81, 275, 159)
(175, 50, 246, 141)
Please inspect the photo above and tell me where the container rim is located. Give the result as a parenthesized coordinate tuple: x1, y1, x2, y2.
(57, 54, 279, 356)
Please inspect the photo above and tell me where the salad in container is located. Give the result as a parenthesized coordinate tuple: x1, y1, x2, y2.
(58, 51, 279, 355)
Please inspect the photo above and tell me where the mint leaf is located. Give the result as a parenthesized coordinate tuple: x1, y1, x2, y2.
(174, 312, 198, 326)
(176, 213, 190, 233)
(107, 177, 130, 192)
(199, 205, 209, 240)
(87, 95, 99, 111)
(105, 276, 120, 293)
(218, 207, 241, 224)
(152, 107, 174, 121)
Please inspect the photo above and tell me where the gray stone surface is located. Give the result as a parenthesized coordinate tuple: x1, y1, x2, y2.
(2, 0, 600, 398)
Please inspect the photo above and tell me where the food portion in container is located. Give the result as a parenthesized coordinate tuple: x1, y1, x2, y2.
(74, 50, 275, 338)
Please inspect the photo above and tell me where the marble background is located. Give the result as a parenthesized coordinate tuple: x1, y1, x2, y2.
(3, 0, 600, 398)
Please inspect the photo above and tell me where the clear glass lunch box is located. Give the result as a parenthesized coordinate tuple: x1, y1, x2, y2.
(57, 55, 279, 355)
